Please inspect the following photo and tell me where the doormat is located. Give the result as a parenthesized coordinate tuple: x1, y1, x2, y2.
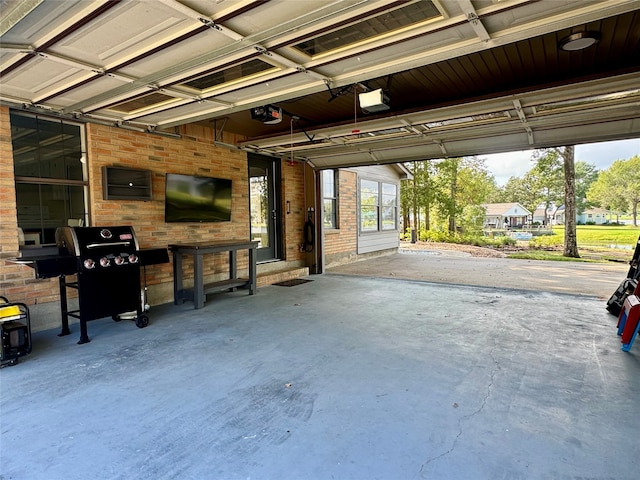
(273, 278, 313, 287)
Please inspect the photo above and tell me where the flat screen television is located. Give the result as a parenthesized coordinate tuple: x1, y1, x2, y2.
(165, 173, 232, 223)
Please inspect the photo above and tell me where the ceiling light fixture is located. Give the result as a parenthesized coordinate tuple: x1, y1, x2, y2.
(558, 31, 601, 51)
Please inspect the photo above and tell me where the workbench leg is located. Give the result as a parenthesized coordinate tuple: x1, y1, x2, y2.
(249, 247, 256, 295)
(194, 253, 205, 309)
(229, 250, 237, 279)
(172, 251, 183, 305)
(229, 250, 238, 292)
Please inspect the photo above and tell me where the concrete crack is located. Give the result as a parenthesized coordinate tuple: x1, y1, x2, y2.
(415, 339, 499, 479)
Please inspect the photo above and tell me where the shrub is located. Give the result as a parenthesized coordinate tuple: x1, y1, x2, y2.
(529, 234, 563, 249)
(415, 230, 517, 249)
(493, 236, 517, 247)
(419, 229, 453, 243)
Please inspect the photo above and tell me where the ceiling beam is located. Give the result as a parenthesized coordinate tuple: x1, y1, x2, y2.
(457, 0, 491, 42)
(512, 99, 534, 145)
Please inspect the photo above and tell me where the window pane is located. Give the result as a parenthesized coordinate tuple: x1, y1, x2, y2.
(382, 183, 397, 205)
(294, 1, 440, 56)
(360, 205, 378, 231)
(381, 183, 397, 230)
(183, 59, 274, 90)
(360, 179, 379, 231)
(381, 206, 396, 230)
(322, 170, 337, 228)
(361, 179, 379, 195)
(361, 179, 378, 206)
(16, 183, 86, 244)
(322, 169, 335, 197)
(323, 199, 336, 228)
(250, 172, 269, 248)
(11, 112, 83, 180)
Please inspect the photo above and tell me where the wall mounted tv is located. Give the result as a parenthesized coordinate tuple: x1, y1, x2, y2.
(165, 173, 232, 223)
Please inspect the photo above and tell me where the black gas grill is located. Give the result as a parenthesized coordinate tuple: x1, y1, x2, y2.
(26, 226, 168, 344)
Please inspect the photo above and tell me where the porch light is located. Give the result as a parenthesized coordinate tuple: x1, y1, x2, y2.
(558, 31, 600, 51)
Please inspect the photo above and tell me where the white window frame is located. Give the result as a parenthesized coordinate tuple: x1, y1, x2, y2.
(359, 178, 398, 233)
(322, 169, 338, 229)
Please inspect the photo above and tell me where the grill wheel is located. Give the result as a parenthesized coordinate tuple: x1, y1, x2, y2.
(135, 315, 149, 328)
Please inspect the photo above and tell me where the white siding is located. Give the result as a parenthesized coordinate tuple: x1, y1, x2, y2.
(348, 164, 402, 255)
(358, 230, 399, 254)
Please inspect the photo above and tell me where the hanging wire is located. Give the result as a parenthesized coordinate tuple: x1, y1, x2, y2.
(352, 85, 360, 135)
(289, 117, 295, 166)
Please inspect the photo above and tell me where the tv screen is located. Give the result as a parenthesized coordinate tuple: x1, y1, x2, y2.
(165, 173, 232, 223)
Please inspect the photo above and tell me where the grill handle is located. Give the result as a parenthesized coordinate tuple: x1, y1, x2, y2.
(86, 241, 132, 249)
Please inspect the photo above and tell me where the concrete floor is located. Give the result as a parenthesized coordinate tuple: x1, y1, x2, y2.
(1, 273, 639, 480)
(329, 248, 630, 300)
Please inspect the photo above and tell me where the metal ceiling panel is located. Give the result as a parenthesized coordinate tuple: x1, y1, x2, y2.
(50, 3, 194, 65)
(45, 77, 144, 113)
(0, 0, 638, 167)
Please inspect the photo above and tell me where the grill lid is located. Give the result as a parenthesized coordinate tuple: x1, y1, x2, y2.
(56, 226, 140, 257)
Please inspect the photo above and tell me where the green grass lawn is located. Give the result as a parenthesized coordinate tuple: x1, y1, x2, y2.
(508, 250, 598, 262)
(504, 224, 640, 262)
(552, 225, 639, 248)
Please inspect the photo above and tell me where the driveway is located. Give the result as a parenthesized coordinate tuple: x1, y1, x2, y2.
(327, 246, 630, 301)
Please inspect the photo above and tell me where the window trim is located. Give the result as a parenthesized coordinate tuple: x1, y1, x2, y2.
(11, 110, 89, 246)
(359, 177, 398, 233)
(322, 169, 339, 230)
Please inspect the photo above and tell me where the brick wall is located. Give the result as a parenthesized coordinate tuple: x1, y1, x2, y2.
(324, 170, 358, 267)
(0, 110, 310, 316)
(85, 122, 255, 306)
(0, 106, 17, 257)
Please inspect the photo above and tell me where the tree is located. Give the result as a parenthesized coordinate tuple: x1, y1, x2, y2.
(433, 156, 495, 234)
(588, 155, 640, 226)
(560, 145, 579, 257)
(434, 158, 460, 233)
(574, 161, 599, 214)
(399, 163, 416, 236)
(529, 149, 564, 225)
(494, 175, 538, 212)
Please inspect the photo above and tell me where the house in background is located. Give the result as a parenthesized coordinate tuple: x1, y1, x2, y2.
(578, 207, 614, 224)
(554, 206, 613, 225)
(533, 203, 567, 225)
(483, 203, 532, 228)
(533, 206, 553, 225)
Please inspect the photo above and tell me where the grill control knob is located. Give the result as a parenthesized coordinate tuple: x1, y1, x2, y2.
(128, 254, 139, 264)
(114, 256, 124, 265)
(99, 257, 110, 267)
(83, 259, 95, 270)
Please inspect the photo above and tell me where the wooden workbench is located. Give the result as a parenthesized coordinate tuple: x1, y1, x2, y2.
(169, 240, 258, 309)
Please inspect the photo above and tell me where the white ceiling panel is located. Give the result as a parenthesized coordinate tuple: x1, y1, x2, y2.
(0, 0, 638, 167)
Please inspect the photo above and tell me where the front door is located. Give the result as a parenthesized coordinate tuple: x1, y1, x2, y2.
(249, 154, 281, 262)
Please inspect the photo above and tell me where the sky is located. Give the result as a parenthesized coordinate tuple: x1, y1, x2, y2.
(481, 138, 640, 186)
